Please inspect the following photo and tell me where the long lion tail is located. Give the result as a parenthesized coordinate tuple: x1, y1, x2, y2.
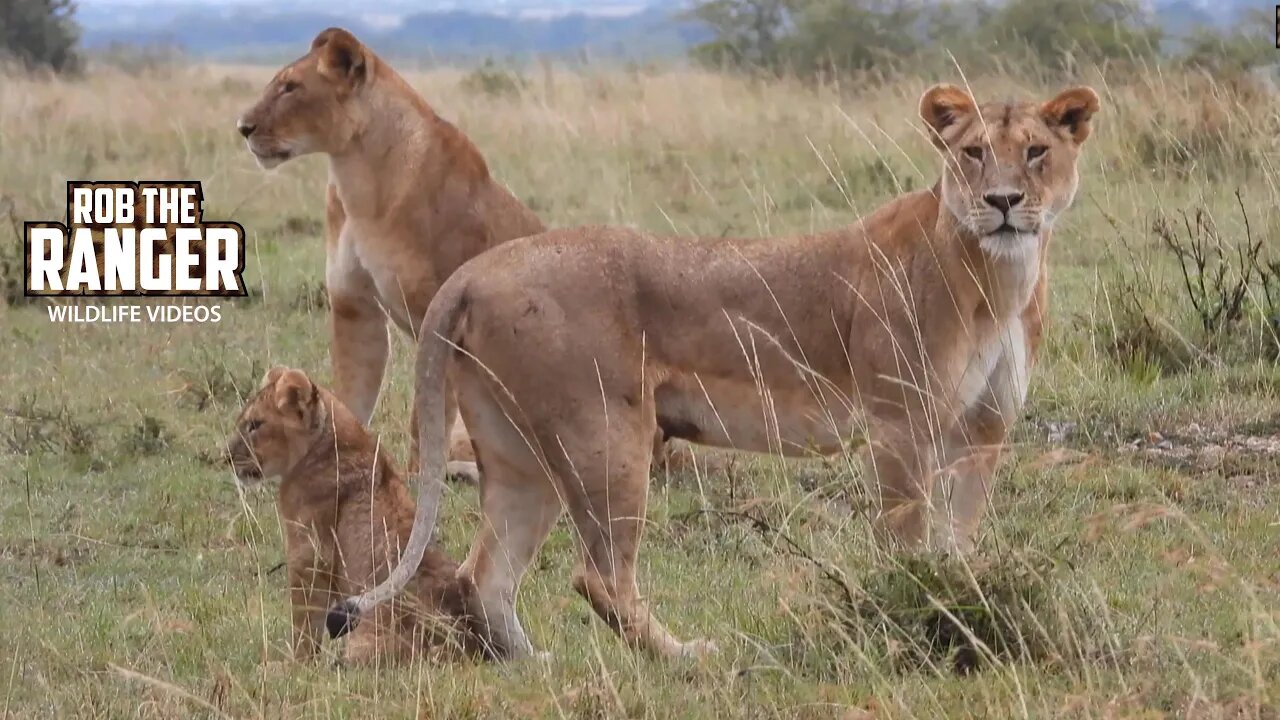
(325, 276, 471, 640)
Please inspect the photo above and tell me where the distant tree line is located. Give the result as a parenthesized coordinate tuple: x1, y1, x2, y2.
(0, 0, 80, 73)
(686, 0, 1272, 78)
(1, 0, 1271, 79)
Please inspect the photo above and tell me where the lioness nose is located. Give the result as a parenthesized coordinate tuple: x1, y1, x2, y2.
(236, 119, 256, 138)
(983, 192, 1024, 213)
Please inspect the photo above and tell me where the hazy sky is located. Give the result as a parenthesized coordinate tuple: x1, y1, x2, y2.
(74, 0, 655, 16)
(78, 0, 608, 4)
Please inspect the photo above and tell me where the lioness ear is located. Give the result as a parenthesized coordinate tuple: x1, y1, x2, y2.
(311, 27, 366, 85)
(273, 368, 319, 425)
(919, 83, 976, 148)
(1040, 86, 1101, 145)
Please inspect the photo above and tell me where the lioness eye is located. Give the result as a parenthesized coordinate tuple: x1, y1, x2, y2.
(1027, 145, 1048, 161)
(245, 419, 263, 434)
(962, 146, 983, 161)
(282, 80, 299, 94)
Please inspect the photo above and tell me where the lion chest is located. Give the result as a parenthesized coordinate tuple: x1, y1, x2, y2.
(944, 239, 1039, 416)
(979, 239, 1041, 321)
(329, 220, 426, 333)
(952, 317, 1031, 419)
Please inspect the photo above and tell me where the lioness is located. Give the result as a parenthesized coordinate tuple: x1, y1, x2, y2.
(328, 84, 1102, 661)
(235, 28, 545, 471)
(226, 366, 474, 664)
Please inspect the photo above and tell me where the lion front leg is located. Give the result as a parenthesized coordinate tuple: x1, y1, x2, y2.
(324, 186, 389, 426)
(866, 423, 940, 550)
(285, 523, 336, 661)
(933, 324, 1031, 553)
(933, 419, 1005, 554)
(288, 566, 333, 661)
(328, 291, 389, 427)
(325, 220, 389, 428)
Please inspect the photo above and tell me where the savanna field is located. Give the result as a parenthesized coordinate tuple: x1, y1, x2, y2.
(1, 59, 1279, 718)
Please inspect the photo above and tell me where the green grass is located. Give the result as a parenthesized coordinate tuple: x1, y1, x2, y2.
(1, 62, 1279, 718)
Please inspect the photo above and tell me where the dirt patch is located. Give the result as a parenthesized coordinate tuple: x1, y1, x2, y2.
(1121, 423, 1280, 482)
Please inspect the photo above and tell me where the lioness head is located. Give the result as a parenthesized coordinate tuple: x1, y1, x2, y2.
(920, 84, 1101, 255)
(226, 366, 329, 484)
(235, 28, 370, 169)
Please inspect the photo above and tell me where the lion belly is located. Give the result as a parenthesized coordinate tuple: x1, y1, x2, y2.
(654, 374, 859, 457)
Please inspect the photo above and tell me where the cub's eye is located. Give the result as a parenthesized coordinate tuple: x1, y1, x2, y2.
(1027, 145, 1048, 161)
(245, 419, 263, 434)
(962, 146, 984, 161)
(282, 80, 300, 94)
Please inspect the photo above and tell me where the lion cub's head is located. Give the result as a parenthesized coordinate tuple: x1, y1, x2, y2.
(226, 366, 330, 484)
(920, 84, 1101, 256)
(236, 28, 371, 169)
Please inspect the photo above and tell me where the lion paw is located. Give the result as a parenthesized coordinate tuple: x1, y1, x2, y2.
(445, 461, 480, 485)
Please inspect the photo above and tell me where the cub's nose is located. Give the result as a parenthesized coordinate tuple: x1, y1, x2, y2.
(983, 192, 1024, 213)
(236, 119, 256, 138)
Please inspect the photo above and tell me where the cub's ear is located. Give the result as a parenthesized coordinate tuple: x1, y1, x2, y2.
(260, 366, 286, 390)
(1040, 86, 1101, 145)
(311, 27, 366, 85)
(919, 83, 976, 148)
(273, 368, 319, 425)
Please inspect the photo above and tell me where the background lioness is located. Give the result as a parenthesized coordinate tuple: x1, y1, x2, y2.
(235, 28, 545, 472)
(329, 83, 1101, 662)
(226, 366, 474, 665)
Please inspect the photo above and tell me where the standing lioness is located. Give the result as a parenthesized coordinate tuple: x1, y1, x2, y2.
(235, 28, 545, 468)
(330, 84, 1101, 661)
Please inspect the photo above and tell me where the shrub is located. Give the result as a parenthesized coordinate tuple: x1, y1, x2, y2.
(1174, 8, 1274, 75)
(1095, 193, 1279, 374)
(978, 0, 1162, 71)
(789, 549, 1113, 676)
(687, 0, 1162, 78)
(0, 0, 81, 74)
(1153, 201, 1259, 339)
(2, 393, 96, 457)
(460, 59, 528, 98)
(122, 415, 171, 457)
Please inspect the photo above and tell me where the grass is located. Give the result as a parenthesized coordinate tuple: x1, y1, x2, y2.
(1, 59, 1279, 718)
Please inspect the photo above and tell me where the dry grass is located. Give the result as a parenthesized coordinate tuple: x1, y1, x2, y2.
(1, 59, 1279, 718)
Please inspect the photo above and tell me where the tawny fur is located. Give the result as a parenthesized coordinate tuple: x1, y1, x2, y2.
(235, 28, 545, 470)
(338, 85, 1101, 662)
(225, 367, 477, 665)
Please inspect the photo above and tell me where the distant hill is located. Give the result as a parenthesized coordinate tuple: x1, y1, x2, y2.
(78, 1, 705, 62)
(76, 0, 1266, 63)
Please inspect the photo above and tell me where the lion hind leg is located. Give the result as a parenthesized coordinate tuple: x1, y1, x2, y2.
(409, 384, 477, 482)
(570, 545, 717, 661)
(341, 602, 408, 666)
(557, 427, 716, 660)
(457, 457, 561, 661)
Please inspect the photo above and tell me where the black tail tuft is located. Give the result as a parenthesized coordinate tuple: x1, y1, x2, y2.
(326, 600, 360, 639)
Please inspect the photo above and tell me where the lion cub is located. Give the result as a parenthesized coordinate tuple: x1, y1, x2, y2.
(226, 366, 472, 664)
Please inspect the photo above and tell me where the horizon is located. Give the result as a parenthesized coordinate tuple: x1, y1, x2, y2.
(70, 0, 1257, 62)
